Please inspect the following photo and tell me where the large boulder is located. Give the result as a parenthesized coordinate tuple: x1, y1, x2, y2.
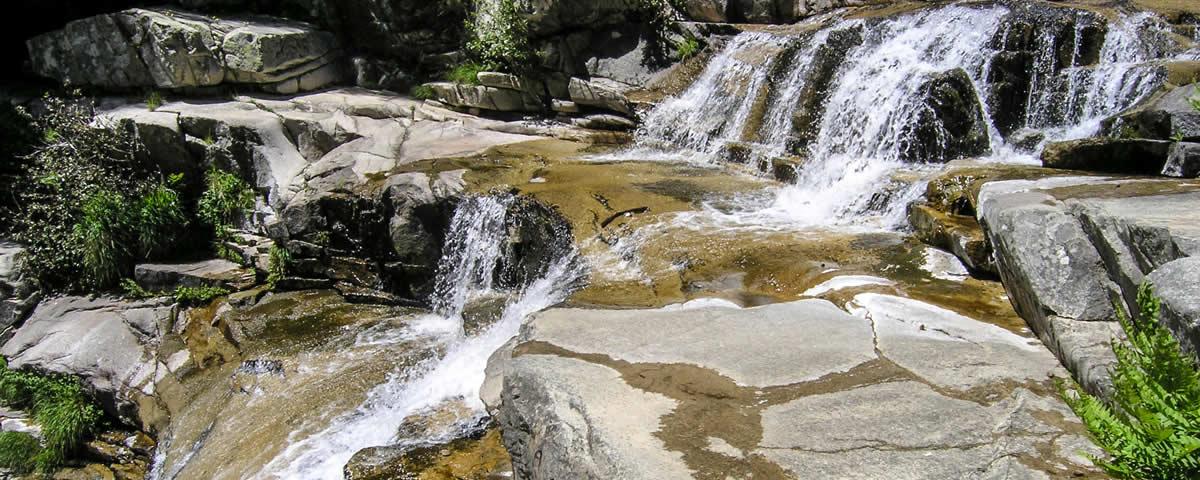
(490, 299, 1100, 478)
(0, 242, 39, 340)
(0, 297, 180, 432)
(977, 176, 1200, 395)
(1148, 257, 1200, 355)
(900, 68, 991, 163)
(1041, 138, 1173, 175)
(1105, 82, 1200, 142)
(27, 8, 342, 93)
(134, 259, 257, 292)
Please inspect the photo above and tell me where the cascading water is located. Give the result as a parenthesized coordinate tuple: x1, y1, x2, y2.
(625, 2, 1187, 230)
(258, 195, 584, 479)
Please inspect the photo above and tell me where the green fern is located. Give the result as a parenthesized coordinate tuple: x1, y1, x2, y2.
(1062, 283, 1200, 479)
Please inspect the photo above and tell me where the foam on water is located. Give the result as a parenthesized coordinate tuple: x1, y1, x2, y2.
(258, 195, 584, 479)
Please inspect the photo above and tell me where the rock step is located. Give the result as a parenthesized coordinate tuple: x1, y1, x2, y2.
(134, 259, 256, 292)
(488, 300, 1101, 479)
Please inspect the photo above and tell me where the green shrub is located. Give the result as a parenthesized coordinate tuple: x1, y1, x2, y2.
(173, 285, 230, 305)
(464, 0, 532, 73)
(12, 94, 143, 291)
(410, 84, 438, 100)
(1062, 283, 1200, 479)
(198, 168, 255, 240)
(1190, 85, 1199, 113)
(135, 176, 187, 259)
(267, 244, 292, 288)
(0, 358, 102, 473)
(119, 279, 156, 299)
(145, 91, 164, 112)
(676, 35, 701, 60)
(446, 62, 486, 85)
(0, 431, 40, 473)
(74, 190, 134, 288)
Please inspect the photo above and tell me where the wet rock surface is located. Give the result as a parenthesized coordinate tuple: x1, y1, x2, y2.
(977, 176, 1200, 395)
(489, 298, 1101, 479)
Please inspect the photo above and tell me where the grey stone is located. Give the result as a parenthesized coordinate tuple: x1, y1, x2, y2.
(1, 297, 178, 431)
(1148, 257, 1200, 355)
(567, 77, 634, 116)
(1107, 82, 1200, 141)
(426, 82, 544, 113)
(1163, 142, 1200, 178)
(523, 300, 875, 387)
(28, 8, 341, 92)
(134, 259, 256, 292)
(501, 355, 691, 480)
(1041, 138, 1173, 175)
(570, 114, 637, 130)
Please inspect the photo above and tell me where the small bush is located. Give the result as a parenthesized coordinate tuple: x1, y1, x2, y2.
(446, 62, 486, 85)
(135, 176, 188, 259)
(145, 91, 163, 112)
(0, 431, 39, 473)
(267, 244, 292, 288)
(198, 168, 255, 240)
(410, 84, 437, 100)
(464, 0, 532, 73)
(676, 35, 701, 60)
(173, 285, 230, 305)
(0, 358, 102, 473)
(74, 190, 134, 288)
(120, 279, 156, 299)
(1062, 283, 1200, 479)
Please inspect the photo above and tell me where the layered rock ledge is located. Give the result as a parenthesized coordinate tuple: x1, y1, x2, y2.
(485, 299, 1101, 479)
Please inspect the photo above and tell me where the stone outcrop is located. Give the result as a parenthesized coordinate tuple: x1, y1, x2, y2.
(1041, 137, 1174, 175)
(901, 68, 991, 163)
(977, 176, 1200, 395)
(488, 299, 1100, 478)
(134, 260, 257, 292)
(0, 242, 39, 341)
(27, 8, 342, 93)
(0, 297, 182, 432)
(426, 73, 635, 121)
(1104, 81, 1200, 142)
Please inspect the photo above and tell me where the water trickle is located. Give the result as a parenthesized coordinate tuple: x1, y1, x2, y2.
(259, 194, 584, 480)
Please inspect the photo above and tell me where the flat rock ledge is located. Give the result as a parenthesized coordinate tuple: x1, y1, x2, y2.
(485, 298, 1103, 479)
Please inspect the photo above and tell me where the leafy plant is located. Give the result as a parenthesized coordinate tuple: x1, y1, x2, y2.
(11, 94, 143, 291)
(447, 62, 486, 85)
(145, 91, 164, 112)
(0, 358, 103, 473)
(464, 0, 533, 73)
(173, 285, 230, 305)
(198, 168, 255, 240)
(1189, 85, 1199, 112)
(74, 190, 134, 287)
(676, 35, 701, 60)
(266, 244, 292, 289)
(410, 84, 437, 100)
(1062, 283, 1200, 479)
(135, 176, 188, 259)
(0, 431, 40, 473)
(119, 278, 156, 299)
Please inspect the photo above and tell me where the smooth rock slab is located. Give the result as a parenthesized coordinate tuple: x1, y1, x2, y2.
(134, 259, 256, 292)
(523, 299, 876, 387)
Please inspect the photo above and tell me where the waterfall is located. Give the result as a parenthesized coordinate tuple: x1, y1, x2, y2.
(630, 32, 793, 162)
(258, 194, 584, 480)
(626, 2, 1185, 230)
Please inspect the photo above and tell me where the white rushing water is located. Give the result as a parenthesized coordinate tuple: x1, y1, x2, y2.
(260, 195, 584, 479)
(623, 3, 1183, 231)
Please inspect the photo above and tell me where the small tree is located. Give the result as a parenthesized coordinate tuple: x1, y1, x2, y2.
(1062, 283, 1200, 479)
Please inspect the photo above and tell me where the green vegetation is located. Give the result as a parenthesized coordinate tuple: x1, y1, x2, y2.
(464, 0, 533, 73)
(0, 431, 40, 473)
(410, 84, 437, 100)
(145, 91, 164, 112)
(1062, 284, 1200, 479)
(173, 285, 230, 305)
(266, 244, 292, 289)
(198, 168, 255, 240)
(135, 175, 188, 259)
(1189, 85, 1199, 112)
(11, 94, 153, 291)
(676, 35, 701, 60)
(0, 358, 103, 473)
(447, 62, 486, 85)
(121, 279, 229, 305)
